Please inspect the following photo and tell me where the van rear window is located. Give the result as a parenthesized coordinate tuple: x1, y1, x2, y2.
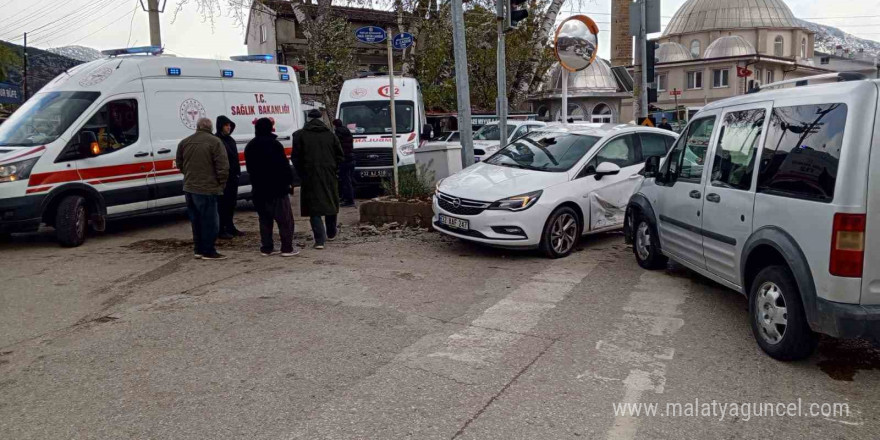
(757, 103, 847, 203)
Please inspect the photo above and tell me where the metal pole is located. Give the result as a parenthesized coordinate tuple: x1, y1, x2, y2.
(387, 28, 399, 196)
(561, 69, 568, 123)
(451, 0, 474, 167)
(634, 0, 648, 121)
(496, 0, 508, 146)
(147, 0, 162, 47)
(674, 89, 678, 126)
(22, 32, 27, 101)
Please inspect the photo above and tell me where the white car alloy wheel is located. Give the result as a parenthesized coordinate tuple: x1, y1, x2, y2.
(549, 212, 578, 255)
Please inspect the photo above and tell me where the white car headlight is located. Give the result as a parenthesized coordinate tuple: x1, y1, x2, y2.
(435, 177, 445, 193)
(0, 157, 39, 184)
(399, 143, 416, 156)
(488, 190, 542, 211)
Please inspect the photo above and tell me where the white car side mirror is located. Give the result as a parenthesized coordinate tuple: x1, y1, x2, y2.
(594, 161, 621, 180)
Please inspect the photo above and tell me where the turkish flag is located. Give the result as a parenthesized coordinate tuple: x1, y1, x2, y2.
(737, 66, 753, 78)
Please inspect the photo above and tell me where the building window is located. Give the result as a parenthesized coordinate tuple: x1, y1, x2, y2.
(690, 39, 701, 58)
(820, 56, 830, 65)
(260, 24, 268, 43)
(774, 36, 784, 57)
(754, 68, 762, 83)
(655, 73, 667, 91)
(712, 69, 729, 88)
(591, 103, 613, 123)
(687, 71, 703, 89)
(766, 69, 775, 84)
(801, 38, 807, 58)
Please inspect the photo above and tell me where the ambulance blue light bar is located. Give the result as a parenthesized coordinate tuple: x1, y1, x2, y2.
(221, 69, 234, 78)
(280, 73, 290, 81)
(278, 66, 289, 73)
(102, 46, 164, 57)
(230, 54, 274, 62)
(166, 67, 182, 76)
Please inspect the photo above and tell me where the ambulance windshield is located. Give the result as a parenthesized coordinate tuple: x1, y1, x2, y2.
(0, 91, 100, 147)
(339, 100, 414, 135)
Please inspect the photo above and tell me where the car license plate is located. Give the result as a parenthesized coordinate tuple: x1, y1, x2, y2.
(359, 169, 390, 178)
(439, 214, 469, 230)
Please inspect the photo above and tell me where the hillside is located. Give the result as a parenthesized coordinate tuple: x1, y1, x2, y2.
(0, 41, 83, 96)
(801, 20, 880, 57)
(47, 45, 102, 63)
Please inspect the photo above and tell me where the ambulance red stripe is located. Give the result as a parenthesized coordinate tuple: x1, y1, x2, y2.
(0, 146, 46, 164)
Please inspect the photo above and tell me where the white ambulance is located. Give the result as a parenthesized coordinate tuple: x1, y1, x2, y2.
(337, 76, 432, 186)
(0, 47, 302, 246)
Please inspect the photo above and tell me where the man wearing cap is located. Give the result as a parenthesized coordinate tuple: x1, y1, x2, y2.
(292, 110, 344, 249)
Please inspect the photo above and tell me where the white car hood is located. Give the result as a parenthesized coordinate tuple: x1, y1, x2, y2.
(439, 162, 569, 201)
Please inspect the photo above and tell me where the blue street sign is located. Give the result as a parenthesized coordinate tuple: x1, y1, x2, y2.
(392, 32, 414, 50)
(355, 26, 387, 44)
(0, 82, 22, 105)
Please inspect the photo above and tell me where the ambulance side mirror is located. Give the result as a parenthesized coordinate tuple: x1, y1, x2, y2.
(77, 131, 99, 158)
(421, 124, 433, 140)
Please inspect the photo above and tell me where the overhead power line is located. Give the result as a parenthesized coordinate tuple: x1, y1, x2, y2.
(30, 0, 131, 46)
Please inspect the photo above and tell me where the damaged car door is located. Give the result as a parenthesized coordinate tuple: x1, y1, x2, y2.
(577, 133, 645, 231)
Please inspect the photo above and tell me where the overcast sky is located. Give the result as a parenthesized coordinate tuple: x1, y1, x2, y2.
(1, 0, 878, 60)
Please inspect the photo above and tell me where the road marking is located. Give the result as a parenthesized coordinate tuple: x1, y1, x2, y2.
(426, 260, 597, 367)
(592, 271, 690, 440)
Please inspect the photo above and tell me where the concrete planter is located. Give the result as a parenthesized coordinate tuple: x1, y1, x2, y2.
(359, 198, 435, 228)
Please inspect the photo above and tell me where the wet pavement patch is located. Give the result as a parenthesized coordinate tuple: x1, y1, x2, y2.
(817, 338, 880, 381)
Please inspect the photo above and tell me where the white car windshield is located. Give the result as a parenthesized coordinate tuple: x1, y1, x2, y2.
(474, 124, 516, 141)
(484, 131, 600, 172)
(0, 91, 101, 147)
(339, 100, 414, 135)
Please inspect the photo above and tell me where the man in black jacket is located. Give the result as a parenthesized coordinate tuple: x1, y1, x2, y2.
(244, 118, 299, 257)
(216, 115, 243, 238)
(332, 119, 356, 207)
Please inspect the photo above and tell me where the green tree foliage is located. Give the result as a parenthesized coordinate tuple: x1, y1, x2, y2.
(411, 1, 555, 112)
(301, 12, 357, 117)
(0, 44, 22, 83)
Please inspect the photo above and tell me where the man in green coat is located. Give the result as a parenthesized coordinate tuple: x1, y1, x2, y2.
(292, 110, 344, 249)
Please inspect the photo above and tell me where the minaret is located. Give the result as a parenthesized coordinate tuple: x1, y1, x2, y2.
(611, 0, 633, 66)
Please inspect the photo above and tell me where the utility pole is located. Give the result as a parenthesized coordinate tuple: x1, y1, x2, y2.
(496, 0, 508, 146)
(22, 32, 27, 101)
(634, 0, 648, 121)
(451, 0, 474, 167)
(386, 27, 399, 196)
(144, 0, 163, 47)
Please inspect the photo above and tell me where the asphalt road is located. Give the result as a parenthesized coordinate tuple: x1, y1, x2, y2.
(1, 197, 878, 439)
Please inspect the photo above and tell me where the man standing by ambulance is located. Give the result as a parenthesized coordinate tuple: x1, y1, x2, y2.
(177, 118, 230, 260)
(215, 115, 243, 238)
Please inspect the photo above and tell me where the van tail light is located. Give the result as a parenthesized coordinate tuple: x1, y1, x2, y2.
(829, 213, 866, 278)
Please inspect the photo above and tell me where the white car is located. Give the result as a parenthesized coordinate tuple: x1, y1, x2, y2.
(433, 123, 677, 258)
(472, 120, 547, 161)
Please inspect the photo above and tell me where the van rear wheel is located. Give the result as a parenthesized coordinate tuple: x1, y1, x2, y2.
(749, 265, 818, 361)
(55, 195, 88, 247)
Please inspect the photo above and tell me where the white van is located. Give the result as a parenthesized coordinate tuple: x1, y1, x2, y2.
(0, 47, 302, 246)
(337, 76, 431, 186)
(625, 73, 880, 360)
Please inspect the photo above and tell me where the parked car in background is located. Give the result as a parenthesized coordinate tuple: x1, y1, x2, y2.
(430, 131, 460, 143)
(472, 120, 547, 161)
(434, 123, 676, 258)
(625, 74, 880, 360)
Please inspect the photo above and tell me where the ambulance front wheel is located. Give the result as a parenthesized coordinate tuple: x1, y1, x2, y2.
(55, 195, 88, 247)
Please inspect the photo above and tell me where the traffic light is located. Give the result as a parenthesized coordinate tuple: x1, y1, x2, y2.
(507, 0, 529, 29)
(646, 39, 659, 81)
(648, 87, 658, 104)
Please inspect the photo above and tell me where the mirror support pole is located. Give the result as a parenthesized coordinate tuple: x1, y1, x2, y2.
(562, 69, 568, 124)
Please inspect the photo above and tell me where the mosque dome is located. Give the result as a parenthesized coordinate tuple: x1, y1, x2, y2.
(662, 0, 803, 36)
(704, 35, 757, 58)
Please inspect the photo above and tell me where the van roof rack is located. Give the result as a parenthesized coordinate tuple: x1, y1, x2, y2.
(751, 72, 867, 93)
(101, 46, 164, 57)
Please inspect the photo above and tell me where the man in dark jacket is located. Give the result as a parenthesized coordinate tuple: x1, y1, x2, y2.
(292, 110, 344, 249)
(332, 119, 356, 207)
(216, 115, 242, 238)
(657, 117, 673, 131)
(245, 118, 299, 257)
(176, 118, 230, 260)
